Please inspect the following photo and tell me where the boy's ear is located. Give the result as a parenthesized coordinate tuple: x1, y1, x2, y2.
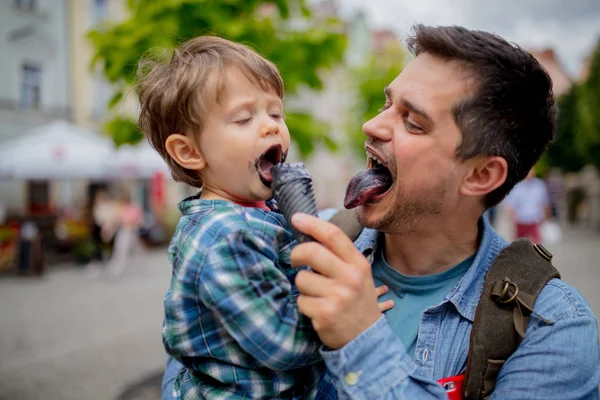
(165, 134, 206, 171)
(460, 156, 507, 198)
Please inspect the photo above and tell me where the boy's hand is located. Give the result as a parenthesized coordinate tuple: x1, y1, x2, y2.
(375, 285, 395, 312)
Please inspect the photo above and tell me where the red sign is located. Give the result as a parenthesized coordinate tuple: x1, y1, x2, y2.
(53, 147, 65, 160)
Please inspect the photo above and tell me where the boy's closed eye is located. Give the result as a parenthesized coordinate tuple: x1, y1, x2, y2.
(235, 117, 252, 125)
(233, 111, 252, 124)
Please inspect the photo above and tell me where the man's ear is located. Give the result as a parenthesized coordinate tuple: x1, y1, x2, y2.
(460, 156, 507, 198)
(165, 134, 206, 171)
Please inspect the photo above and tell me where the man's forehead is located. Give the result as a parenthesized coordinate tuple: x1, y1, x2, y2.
(387, 53, 475, 111)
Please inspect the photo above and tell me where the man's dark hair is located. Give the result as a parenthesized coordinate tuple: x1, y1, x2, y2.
(406, 25, 557, 208)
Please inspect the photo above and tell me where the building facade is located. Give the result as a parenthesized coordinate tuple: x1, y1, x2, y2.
(0, 0, 70, 143)
(68, 0, 130, 130)
(0, 0, 71, 214)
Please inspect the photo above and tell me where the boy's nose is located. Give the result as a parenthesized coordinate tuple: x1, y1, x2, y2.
(259, 121, 279, 138)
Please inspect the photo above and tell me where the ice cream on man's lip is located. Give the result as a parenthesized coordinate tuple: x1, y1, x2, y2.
(270, 162, 318, 244)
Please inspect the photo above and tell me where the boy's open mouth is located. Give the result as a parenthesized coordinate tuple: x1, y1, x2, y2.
(256, 144, 287, 188)
(344, 150, 393, 209)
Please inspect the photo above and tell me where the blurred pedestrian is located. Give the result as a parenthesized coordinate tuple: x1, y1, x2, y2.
(545, 167, 564, 220)
(503, 168, 551, 243)
(17, 220, 44, 275)
(105, 192, 144, 280)
(85, 190, 117, 277)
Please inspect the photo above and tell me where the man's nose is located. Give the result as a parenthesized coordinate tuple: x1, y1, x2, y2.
(362, 112, 392, 142)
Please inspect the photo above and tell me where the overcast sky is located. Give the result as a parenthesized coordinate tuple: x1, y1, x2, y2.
(334, 0, 600, 77)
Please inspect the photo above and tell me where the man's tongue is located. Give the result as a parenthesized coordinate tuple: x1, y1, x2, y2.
(344, 168, 392, 209)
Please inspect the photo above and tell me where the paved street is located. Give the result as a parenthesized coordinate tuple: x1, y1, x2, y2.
(546, 227, 600, 319)
(0, 221, 599, 400)
(0, 250, 171, 400)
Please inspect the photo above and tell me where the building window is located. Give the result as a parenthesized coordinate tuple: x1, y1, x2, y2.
(20, 64, 41, 109)
(14, 0, 37, 11)
(93, 0, 109, 22)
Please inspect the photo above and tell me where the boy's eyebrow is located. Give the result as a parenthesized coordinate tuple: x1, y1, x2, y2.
(227, 99, 255, 114)
(228, 97, 283, 113)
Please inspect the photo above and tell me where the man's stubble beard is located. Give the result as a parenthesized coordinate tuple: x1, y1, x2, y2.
(358, 178, 447, 235)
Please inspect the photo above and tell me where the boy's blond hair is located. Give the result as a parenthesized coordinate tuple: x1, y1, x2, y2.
(137, 36, 284, 187)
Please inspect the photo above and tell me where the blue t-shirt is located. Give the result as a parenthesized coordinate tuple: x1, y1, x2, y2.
(372, 238, 474, 359)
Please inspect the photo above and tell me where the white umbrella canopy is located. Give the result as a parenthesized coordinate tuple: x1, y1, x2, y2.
(108, 141, 170, 179)
(0, 120, 114, 180)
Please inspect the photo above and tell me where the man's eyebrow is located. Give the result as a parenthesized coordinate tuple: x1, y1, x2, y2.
(401, 99, 433, 124)
(384, 86, 433, 125)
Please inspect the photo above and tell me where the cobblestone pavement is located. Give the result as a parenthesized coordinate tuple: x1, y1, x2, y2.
(0, 220, 599, 400)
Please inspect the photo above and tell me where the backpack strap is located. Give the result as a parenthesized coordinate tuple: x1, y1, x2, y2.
(464, 238, 561, 400)
(328, 209, 363, 242)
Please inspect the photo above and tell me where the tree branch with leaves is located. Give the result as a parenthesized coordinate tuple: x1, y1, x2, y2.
(88, 0, 346, 156)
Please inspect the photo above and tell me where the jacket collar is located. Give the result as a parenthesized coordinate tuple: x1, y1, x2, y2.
(355, 215, 508, 322)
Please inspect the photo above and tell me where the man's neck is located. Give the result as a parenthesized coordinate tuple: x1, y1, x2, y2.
(382, 214, 480, 277)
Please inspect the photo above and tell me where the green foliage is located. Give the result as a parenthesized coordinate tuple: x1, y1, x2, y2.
(88, 0, 346, 155)
(285, 111, 337, 157)
(345, 44, 405, 157)
(545, 85, 587, 172)
(105, 116, 143, 147)
(547, 40, 600, 171)
(576, 41, 600, 168)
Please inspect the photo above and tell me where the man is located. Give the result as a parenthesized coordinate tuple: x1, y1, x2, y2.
(289, 25, 600, 399)
(161, 25, 600, 399)
(503, 168, 551, 243)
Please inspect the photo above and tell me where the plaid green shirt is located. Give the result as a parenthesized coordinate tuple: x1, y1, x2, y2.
(163, 196, 328, 399)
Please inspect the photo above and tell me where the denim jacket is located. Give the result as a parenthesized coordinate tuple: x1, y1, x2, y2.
(321, 216, 600, 400)
(163, 215, 600, 399)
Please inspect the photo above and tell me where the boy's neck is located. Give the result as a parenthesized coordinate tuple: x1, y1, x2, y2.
(200, 188, 270, 211)
(232, 199, 270, 211)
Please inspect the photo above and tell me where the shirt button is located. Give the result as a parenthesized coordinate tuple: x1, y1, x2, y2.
(345, 372, 359, 386)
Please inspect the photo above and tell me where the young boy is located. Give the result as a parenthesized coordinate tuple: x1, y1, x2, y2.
(138, 36, 391, 400)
